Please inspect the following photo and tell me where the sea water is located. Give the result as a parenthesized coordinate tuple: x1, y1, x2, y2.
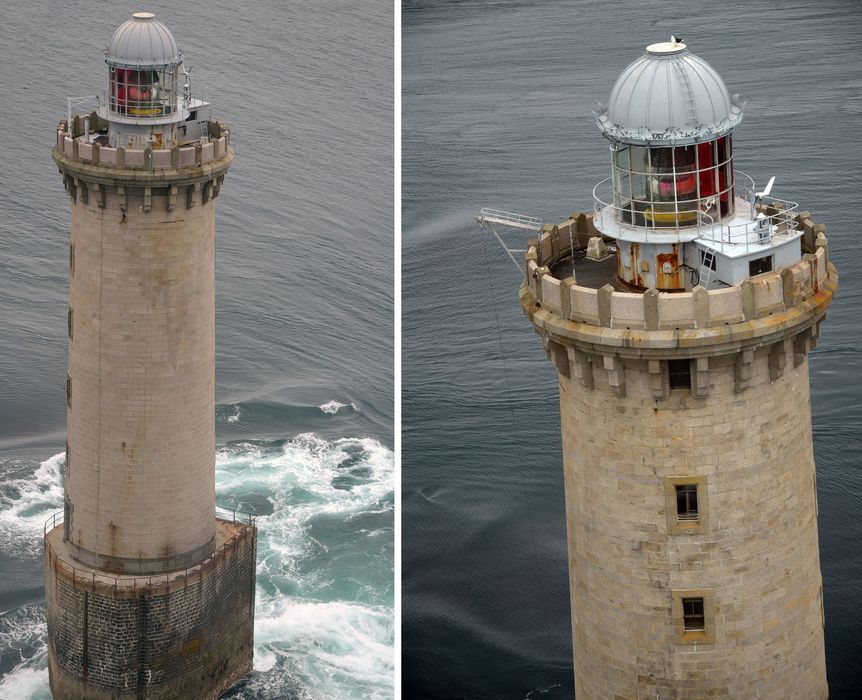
(403, 0, 862, 697)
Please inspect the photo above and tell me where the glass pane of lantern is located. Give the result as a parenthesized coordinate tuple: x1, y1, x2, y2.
(613, 169, 631, 209)
(614, 146, 630, 170)
(674, 145, 696, 172)
(650, 147, 674, 174)
(716, 135, 730, 166)
(629, 146, 649, 175)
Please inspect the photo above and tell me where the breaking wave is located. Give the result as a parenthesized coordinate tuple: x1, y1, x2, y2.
(0, 454, 64, 559)
(319, 401, 361, 416)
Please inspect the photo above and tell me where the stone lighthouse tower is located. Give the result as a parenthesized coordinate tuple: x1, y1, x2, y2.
(509, 39, 835, 698)
(44, 13, 256, 699)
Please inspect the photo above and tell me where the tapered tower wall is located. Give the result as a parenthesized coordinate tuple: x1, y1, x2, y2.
(560, 352, 825, 699)
(66, 181, 218, 572)
(521, 213, 835, 699)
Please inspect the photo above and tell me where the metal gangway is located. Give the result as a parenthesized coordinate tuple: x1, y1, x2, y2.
(476, 208, 543, 273)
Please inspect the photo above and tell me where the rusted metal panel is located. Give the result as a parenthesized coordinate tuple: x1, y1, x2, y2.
(656, 244, 683, 290)
(630, 242, 643, 287)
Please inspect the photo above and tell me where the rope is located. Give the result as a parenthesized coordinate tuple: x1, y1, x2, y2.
(477, 226, 557, 664)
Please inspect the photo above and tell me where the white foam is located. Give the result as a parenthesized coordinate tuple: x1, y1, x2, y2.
(318, 400, 362, 416)
(218, 403, 242, 423)
(0, 453, 64, 558)
(0, 666, 50, 700)
(0, 605, 49, 700)
(250, 598, 393, 697)
(218, 434, 394, 696)
(217, 434, 393, 574)
(319, 400, 347, 415)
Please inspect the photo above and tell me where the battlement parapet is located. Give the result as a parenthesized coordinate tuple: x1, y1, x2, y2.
(56, 112, 231, 170)
(522, 212, 836, 355)
(52, 112, 233, 203)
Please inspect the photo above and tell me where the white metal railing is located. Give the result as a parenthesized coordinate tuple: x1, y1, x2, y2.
(479, 208, 543, 232)
(64, 88, 208, 129)
(592, 170, 799, 252)
(42, 506, 256, 590)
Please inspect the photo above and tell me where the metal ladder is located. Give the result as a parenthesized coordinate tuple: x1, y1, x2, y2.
(699, 249, 715, 288)
(672, 59, 698, 126)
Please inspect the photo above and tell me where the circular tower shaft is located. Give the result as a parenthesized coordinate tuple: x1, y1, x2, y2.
(521, 213, 835, 698)
(560, 345, 826, 698)
(65, 173, 221, 572)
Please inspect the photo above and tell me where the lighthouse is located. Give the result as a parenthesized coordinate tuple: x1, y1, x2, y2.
(44, 13, 256, 698)
(485, 38, 836, 698)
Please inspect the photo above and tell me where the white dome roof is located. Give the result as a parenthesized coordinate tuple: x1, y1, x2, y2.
(597, 41, 742, 145)
(105, 12, 182, 67)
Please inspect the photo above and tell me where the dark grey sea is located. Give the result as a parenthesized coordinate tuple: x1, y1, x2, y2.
(403, 0, 861, 697)
(0, 1, 393, 697)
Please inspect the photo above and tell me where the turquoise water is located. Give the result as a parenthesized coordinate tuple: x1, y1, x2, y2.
(0, 431, 393, 698)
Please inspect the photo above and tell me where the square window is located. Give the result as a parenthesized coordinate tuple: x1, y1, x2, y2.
(668, 359, 691, 389)
(675, 484, 699, 520)
(749, 256, 773, 276)
(682, 597, 705, 631)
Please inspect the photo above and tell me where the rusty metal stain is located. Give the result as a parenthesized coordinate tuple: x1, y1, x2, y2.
(656, 244, 682, 290)
(630, 242, 643, 287)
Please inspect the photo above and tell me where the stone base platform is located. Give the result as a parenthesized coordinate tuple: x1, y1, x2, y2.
(44, 518, 257, 699)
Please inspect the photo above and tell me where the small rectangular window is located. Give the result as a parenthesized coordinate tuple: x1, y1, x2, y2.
(66, 373, 72, 408)
(675, 484, 699, 521)
(668, 359, 691, 389)
(665, 476, 708, 535)
(673, 589, 714, 644)
(68, 307, 73, 340)
(65, 440, 70, 478)
(70, 243, 75, 276)
(682, 597, 705, 632)
(63, 499, 72, 542)
(749, 256, 773, 276)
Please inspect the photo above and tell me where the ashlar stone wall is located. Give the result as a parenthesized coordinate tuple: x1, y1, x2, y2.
(45, 520, 256, 700)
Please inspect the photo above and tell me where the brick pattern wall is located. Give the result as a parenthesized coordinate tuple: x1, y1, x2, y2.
(557, 348, 827, 699)
(45, 522, 256, 699)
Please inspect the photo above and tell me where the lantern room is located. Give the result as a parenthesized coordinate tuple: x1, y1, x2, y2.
(598, 39, 742, 231)
(593, 39, 803, 291)
(97, 12, 210, 150)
